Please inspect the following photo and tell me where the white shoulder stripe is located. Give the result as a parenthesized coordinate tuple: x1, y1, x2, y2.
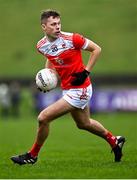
(82, 38, 90, 49)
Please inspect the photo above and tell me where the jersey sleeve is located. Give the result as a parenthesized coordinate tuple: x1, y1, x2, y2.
(36, 38, 46, 55)
(73, 33, 89, 49)
(36, 45, 42, 54)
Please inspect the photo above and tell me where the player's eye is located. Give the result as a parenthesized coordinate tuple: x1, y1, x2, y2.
(51, 21, 61, 27)
(51, 23, 56, 26)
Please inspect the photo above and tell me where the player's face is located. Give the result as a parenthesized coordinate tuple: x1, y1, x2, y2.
(41, 16, 61, 41)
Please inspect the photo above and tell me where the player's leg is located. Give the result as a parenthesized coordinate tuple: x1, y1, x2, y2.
(70, 106, 125, 162)
(71, 106, 109, 138)
(11, 98, 75, 165)
(29, 97, 74, 153)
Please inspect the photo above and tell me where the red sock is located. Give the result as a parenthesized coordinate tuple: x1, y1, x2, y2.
(105, 132, 117, 148)
(29, 143, 42, 157)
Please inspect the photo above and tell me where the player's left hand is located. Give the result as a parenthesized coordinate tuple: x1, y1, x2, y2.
(71, 69, 90, 86)
(37, 86, 48, 93)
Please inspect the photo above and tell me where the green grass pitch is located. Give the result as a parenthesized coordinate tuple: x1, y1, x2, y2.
(0, 112, 137, 178)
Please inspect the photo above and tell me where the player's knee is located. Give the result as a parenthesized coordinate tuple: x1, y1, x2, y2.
(37, 111, 48, 125)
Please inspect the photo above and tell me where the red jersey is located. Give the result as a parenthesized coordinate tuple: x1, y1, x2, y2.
(36, 31, 91, 90)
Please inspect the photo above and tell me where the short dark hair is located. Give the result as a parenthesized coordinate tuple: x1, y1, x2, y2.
(41, 9, 60, 24)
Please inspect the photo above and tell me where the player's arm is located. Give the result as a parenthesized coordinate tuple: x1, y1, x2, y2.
(45, 59, 55, 69)
(45, 59, 59, 77)
(72, 33, 101, 71)
(71, 36, 101, 86)
(84, 40, 101, 72)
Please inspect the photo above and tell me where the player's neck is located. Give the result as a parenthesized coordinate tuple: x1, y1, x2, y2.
(46, 34, 58, 42)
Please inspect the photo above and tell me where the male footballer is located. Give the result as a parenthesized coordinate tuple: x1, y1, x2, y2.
(11, 9, 125, 165)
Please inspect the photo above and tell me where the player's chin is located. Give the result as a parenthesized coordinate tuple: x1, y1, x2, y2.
(55, 32, 60, 38)
(50, 33, 60, 40)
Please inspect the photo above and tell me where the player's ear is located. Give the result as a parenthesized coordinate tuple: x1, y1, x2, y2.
(41, 24, 46, 31)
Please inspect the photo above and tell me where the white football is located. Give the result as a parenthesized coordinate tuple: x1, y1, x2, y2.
(35, 68, 58, 92)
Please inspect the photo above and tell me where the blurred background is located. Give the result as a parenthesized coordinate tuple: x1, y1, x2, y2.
(0, 0, 137, 118)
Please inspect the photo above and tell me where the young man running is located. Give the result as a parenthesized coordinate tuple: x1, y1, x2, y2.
(11, 9, 125, 165)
